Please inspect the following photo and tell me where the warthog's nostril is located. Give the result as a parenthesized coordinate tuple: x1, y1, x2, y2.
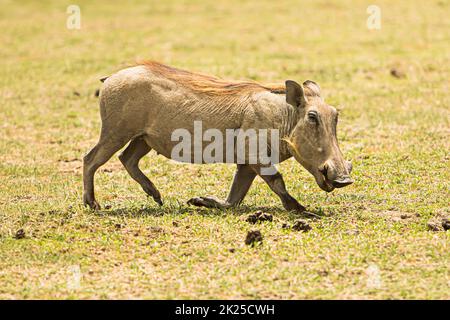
(331, 177, 353, 188)
(319, 164, 328, 178)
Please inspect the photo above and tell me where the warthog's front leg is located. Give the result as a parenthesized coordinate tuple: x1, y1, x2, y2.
(253, 165, 306, 213)
(187, 164, 257, 209)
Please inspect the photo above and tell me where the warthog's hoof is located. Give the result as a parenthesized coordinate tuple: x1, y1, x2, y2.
(83, 196, 101, 211)
(87, 201, 101, 211)
(187, 196, 226, 209)
(154, 197, 163, 206)
(284, 202, 306, 213)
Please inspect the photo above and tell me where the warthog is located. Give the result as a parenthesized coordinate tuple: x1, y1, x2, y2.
(83, 61, 353, 212)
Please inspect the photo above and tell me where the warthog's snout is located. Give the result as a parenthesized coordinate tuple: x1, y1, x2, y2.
(331, 160, 354, 187)
(331, 176, 354, 188)
(318, 159, 353, 191)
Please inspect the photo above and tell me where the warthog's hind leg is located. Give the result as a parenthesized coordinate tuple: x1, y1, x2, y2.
(83, 134, 130, 210)
(187, 164, 257, 209)
(119, 136, 162, 205)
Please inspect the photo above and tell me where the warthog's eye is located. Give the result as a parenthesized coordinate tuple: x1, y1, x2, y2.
(307, 111, 318, 123)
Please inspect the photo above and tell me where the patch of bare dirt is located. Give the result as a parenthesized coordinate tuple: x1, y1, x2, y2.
(149, 226, 164, 234)
(57, 158, 82, 173)
(375, 210, 419, 222)
(58, 157, 123, 174)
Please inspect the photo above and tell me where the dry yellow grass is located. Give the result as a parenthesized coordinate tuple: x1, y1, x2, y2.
(0, 0, 449, 299)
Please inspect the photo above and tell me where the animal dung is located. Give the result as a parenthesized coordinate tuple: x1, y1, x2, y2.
(427, 218, 450, 232)
(442, 219, 450, 231)
(259, 213, 273, 222)
(427, 221, 441, 231)
(245, 230, 263, 246)
(245, 214, 258, 224)
(280, 220, 312, 232)
(292, 219, 312, 232)
(245, 211, 273, 224)
(14, 229, 26, 239)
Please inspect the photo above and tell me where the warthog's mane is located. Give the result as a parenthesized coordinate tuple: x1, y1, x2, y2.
(139, 61, 287, 96)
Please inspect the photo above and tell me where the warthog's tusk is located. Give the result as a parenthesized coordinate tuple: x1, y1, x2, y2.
(282, 136, 302, 161)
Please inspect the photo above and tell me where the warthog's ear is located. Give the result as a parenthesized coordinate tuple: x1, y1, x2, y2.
(285, 80, 306, 108)
(303, 80, 321, 97)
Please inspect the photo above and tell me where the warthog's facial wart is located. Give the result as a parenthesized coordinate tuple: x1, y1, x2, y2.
(285, 80, 353, 192)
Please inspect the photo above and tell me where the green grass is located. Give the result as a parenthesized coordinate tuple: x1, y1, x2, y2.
(0, 0, 449, 299)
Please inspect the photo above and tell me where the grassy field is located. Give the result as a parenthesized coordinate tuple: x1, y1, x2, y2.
(0, 0, 449, 299)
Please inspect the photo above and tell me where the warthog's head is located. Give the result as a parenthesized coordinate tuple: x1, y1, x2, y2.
(285, 80, 353, 192)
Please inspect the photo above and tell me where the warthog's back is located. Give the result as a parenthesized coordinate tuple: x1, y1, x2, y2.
(98, 62, 288, 161)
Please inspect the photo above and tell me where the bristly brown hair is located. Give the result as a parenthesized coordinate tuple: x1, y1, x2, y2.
(139, 61, 286, 96)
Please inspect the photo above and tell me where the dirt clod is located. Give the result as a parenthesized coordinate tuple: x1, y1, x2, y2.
(390, 68, 406, 78)
(245, 230, 263, 246)
(228, 248, 236, 253)
(149, 226, 164, 233)
(172, 221, 179, 227)
(441, 219, 450, 231)
(292, 219, 312, 232)
(14, 229, 26, 239)
(345, 229, 360, 236)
